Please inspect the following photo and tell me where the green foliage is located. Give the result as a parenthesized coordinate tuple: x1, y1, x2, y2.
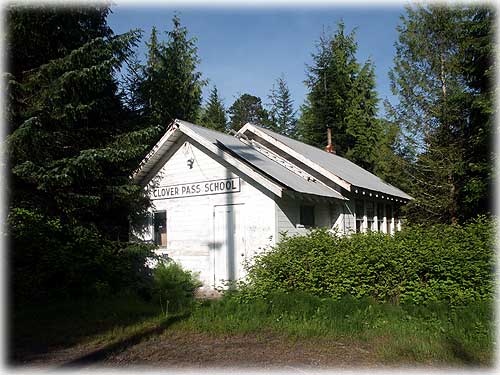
(6, 6, 158, 303)
(200, 86, 227, 132)
(179, 292, 493, 365)
(228, 93, 271, 131)
(152, 261, 202, 314)
(7, 19, 150, 238)
(267, 75, 297, 136)
(297, 22, 381, 172)
(388, 5, 494, 224)
(242, 217, 494, 306)
(136, 15, 206, 132)
(371, 118, 412, 194)
(8, 208, 156, 303)
(6, 5, 112, 83)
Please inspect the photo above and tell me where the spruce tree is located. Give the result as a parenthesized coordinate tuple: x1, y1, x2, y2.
(6, 5, 112, 81)
(200, 86, 227, 132)
(138, 15, 205, 133)
(298, 22, 380, 171)
(457, 7, 494, 220)
(267, 75, 297, 136)
(344, 61, 381, 171)
(6, 5, 154, 300)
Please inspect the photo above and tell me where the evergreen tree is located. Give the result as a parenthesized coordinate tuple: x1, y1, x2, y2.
(6, 6, 112, 135)
(298, 22, 381, 172)
(228, 93, 271, 132)
(371, 118, 412, 194)
(267, 75, 297, 136)
(200, 86, 227, 132)
(140, 26, 163, 125)
(389, 5, 494, 224)
(457, 7, 494, 220)
(138, 15, 205, 133)
(6, 6, 112, 81)
(344, 61, 381, 171)
(6, 5, 154, 301)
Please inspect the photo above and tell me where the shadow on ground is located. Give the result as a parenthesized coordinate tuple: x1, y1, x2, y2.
(8, 296, 166, 364)
(59, 313, 188, 368)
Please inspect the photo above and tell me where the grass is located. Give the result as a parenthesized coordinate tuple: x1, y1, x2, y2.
(10, 291, 494, 367)
(174, 291, 494, 366)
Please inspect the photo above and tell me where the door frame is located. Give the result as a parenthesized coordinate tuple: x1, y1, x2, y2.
(212, 203, 245, 289)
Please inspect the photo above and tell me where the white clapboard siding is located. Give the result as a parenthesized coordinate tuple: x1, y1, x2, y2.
(275, 197, 345, 240)
(144, 141, 276, 287)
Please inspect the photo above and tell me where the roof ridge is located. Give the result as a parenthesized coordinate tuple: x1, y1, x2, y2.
(242, 123, 412, 200)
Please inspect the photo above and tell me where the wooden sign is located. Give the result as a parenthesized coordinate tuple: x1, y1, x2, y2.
(151, 177, 241, 200)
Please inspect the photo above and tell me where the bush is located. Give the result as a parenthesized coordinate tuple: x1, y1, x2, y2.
(8, 207, 156, 303)
(243, 216, 494, 306)
(152, 261, 202, 314)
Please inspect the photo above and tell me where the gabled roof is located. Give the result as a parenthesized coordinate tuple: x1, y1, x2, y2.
(238, 123, 412, 201)
(133, 119, 347, 201)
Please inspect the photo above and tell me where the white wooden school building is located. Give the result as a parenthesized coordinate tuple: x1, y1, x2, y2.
(133, 119, 412, 290)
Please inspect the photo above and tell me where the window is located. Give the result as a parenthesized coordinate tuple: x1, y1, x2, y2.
(153, 211, 167, 247)
(377, 203, 384, 232)
(299, 205, 315, 227)
(355, 200, 364, 233)
(366, 201, 375, 232)
(386, 204, 393, 234)
(394, 205, 400, 231)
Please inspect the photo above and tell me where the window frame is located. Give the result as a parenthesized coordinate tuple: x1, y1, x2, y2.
(153, 210, 167, 247)
(366, 200, 375, 232)
(386, 204, 393, 234)
(355, 199, 364, 233)
(377, 202, 385, 233)
(299, 204, 315, 228)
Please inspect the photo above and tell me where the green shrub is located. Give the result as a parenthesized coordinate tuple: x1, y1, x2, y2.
(243, 216, 494, 306)
(152, 261, 202, 314)
(8, 207, 156, 303)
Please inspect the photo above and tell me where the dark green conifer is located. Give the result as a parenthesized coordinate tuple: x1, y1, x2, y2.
(200, 86, 227, 132)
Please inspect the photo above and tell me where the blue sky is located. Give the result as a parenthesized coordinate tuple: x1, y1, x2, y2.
(108, 5, 406, 116)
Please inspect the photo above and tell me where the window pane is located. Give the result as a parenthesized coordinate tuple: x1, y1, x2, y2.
(355, 200, 364, 233)
(366, 201, 374, 219)
(377, 203, 384, 232)
(356, 220, 362, 233)
(366, 201, 374, 232)
(377, 203, 384, 219)
(154, 211, 167, 246)
(386, 204, 392, 218)
(300, 205, 315, 227)
(355, 200, 364, 217)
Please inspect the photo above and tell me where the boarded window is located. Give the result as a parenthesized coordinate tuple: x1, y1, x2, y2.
(355, 200, 364, 233)
(300, 205, 315, 227)
(153, 211, 167, 247)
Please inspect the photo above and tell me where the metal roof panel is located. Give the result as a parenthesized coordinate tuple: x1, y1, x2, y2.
(176, 120, 347, 200)
(247, 125, 412, 200)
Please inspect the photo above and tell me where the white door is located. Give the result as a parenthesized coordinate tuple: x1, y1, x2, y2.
(213, 204, 246, 289)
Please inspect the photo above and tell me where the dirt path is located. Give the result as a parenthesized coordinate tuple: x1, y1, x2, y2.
(19, 330, 381, 370)
(101, 331, 380, 369)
